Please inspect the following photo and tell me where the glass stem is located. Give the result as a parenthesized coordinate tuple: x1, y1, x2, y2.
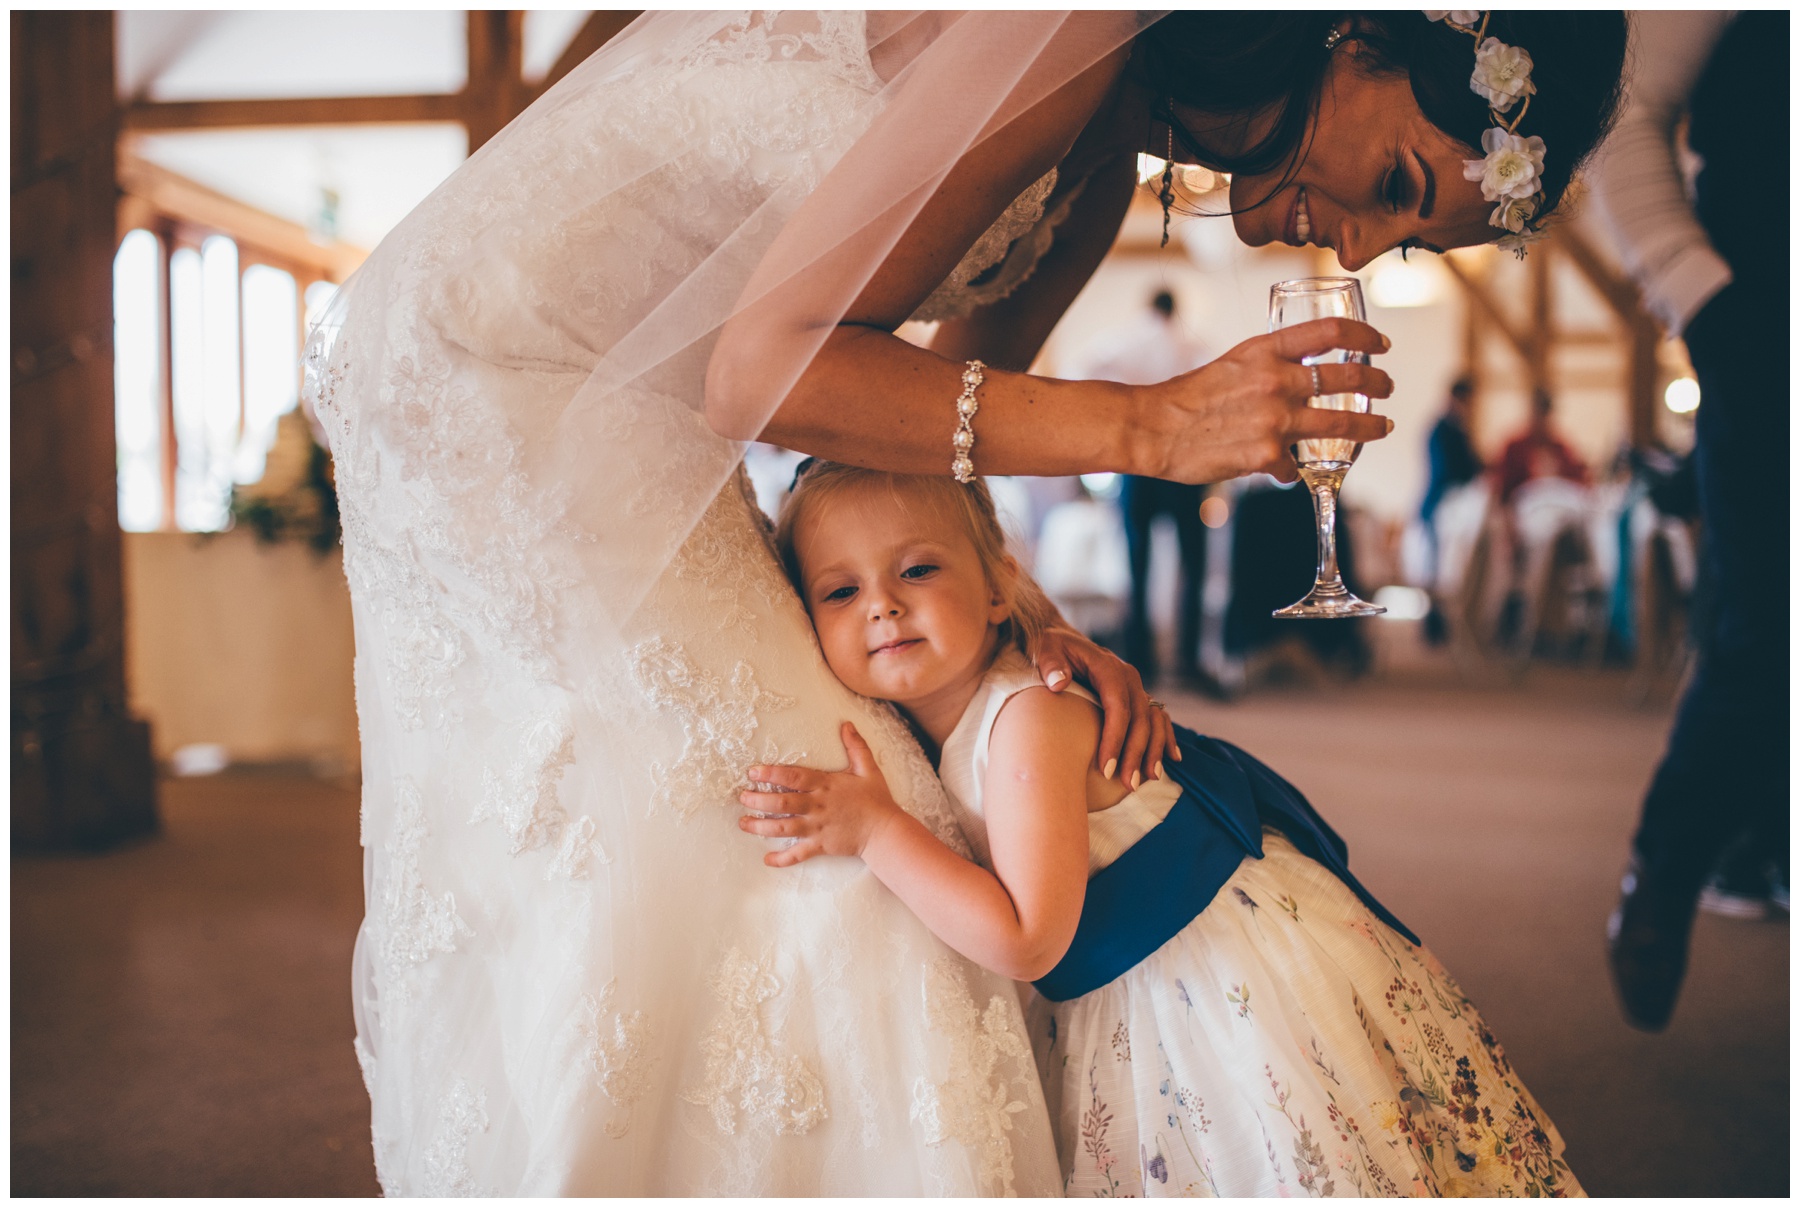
(1301, 465, 1348, 595)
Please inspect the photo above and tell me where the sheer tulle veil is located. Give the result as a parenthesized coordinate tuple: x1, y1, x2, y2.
(304, 11, 1154, 1194)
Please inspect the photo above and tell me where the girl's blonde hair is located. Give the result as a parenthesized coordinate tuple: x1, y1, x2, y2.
(774, 461, 1061, 657)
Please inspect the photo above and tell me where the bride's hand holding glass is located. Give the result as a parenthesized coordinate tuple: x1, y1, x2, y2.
(1128, 317, 1394, 485)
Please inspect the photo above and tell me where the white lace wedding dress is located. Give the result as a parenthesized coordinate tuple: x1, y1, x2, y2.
(306, 12, 1102, 1196)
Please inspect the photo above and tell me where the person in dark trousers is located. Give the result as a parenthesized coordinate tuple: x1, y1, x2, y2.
(1590, 11, 1790, 1032)
(1118, 472, 1209, 688)
(1419, 377, 1483, 643)
(1069, 291, 1215, 690)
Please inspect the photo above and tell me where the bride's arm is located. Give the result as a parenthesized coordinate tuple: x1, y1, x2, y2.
(925, 149, 1140, 373)
(706, 51, 1393, 485)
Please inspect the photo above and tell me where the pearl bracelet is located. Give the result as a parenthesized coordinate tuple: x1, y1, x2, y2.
(951, 359, 985, 483)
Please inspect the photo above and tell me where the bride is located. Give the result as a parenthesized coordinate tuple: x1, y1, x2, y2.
(307, 11, 1626, 1195)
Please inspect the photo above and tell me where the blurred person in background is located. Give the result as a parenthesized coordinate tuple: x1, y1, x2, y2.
(1494, 388, 1588, 506)
(1589, 10, 1789, 1033)
(1033, 475, 1133, 642)
(1419, 376, 1484, 642)
(1065, 290, 1218, 691)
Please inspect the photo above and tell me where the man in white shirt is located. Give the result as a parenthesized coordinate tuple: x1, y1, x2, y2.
(1588, 10, 1788, 1033)
(1066, 290, 1217, 691)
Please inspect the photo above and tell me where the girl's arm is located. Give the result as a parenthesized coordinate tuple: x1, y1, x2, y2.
(739, 692, 1096, 982)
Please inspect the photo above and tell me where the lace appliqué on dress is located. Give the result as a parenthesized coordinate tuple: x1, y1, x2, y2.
(577, 981, 657, 1139)
(853, 701, 975, 858)
(625, 637, 797, 818)
(685, 948, 828, 1137)
(383, 781, 474, 970)
(910, 167, 1092, 324)
(670, 466, 798, 637)
(911, 958, 1037, 1196)
(420, 1078, 491, 1196)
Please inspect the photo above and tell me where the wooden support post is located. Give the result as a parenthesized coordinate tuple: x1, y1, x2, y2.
(1442, 253, 1535, 367)
(464, 10, 527, 154)
(1628, 316, 1660, 449)
(1555, 228, 1663, 449)
(12, 11, 158, 850)
(1528, 238, 1552, 400)
(156, 222, 178, 530)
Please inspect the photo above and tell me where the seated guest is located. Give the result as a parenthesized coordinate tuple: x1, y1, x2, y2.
(1495, 389, 1588, 505)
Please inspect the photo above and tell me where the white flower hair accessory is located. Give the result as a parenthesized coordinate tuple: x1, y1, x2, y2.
(1428, 10, 1549, 256)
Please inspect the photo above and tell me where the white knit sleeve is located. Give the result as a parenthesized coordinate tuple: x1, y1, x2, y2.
(1586, 10, 1735, 336)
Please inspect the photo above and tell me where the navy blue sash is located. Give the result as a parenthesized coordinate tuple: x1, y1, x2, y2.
(1032, 725, 1418, 1002)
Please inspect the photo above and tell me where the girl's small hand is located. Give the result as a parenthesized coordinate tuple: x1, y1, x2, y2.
(1030, 625, 1175, 786)
(739, 723, 903, 867)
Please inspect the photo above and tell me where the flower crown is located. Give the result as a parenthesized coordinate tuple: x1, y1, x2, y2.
(1426, 10, 1546, 256)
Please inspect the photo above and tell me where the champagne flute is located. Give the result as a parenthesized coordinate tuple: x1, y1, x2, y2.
(1269, 277, 1385, 619)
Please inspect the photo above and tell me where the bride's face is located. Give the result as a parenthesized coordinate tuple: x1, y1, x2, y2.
(792, 485, 1009, 708)
(1213, 52, 1498, 269)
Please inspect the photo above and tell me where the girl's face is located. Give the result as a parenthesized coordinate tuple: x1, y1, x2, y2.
(791, 482, 1011, 710)
(1218, 50, 1496, 269)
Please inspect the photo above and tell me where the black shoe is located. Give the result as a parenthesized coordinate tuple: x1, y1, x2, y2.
(1697, 837, 1784, 921)
(1606, 857, 1695, 1033)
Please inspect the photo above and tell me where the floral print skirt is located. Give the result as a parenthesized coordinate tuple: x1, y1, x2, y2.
(1025, 831, 1582, 1197)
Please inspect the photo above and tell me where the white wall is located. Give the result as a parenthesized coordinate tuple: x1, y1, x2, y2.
(123, 530, 359, 771)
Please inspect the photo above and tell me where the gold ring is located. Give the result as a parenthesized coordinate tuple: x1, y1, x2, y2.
(1148, 698, 1166, 710)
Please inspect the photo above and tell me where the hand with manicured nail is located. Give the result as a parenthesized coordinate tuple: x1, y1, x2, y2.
(1132, 316, 1395, 485)
(1029, 625, 1176, 783)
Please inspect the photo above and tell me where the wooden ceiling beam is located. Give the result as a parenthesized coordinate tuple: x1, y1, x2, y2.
(122, 93, 463, 132)
(1440, 253, 1534, 366)
(116, 148, 367, 280)
(463, 10, 526, 153)
(1552, 227, 1646, 327)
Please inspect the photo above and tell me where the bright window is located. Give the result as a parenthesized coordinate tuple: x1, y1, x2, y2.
(113, 230, 164, 532)
(114, 229, 314, 532)
(239, 264, 301, 486)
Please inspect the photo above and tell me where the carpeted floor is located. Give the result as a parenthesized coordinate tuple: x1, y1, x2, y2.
(11, 659, 1788, 1196)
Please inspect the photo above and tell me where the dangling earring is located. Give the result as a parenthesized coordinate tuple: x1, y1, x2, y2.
(1159, 121, 1175, 249)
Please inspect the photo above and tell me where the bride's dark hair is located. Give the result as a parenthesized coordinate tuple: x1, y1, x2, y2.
(1139, 11, 1629, 228)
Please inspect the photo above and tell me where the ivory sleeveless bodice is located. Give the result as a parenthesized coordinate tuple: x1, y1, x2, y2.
(935, 650, 1181, 875)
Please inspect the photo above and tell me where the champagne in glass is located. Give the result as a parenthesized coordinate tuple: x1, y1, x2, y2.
(1268, 277, 1385, 619)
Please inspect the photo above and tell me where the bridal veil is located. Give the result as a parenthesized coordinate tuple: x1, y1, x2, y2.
(305, 12, 1154, 1194)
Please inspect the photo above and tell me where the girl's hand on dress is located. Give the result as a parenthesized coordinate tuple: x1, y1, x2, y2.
(739, 723, 904, 867)
(1134, 317, 1395, 485)
(1030, 625, 1175, 785)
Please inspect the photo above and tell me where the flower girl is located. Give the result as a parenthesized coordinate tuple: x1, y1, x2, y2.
(739, 461, 1581, 1197)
